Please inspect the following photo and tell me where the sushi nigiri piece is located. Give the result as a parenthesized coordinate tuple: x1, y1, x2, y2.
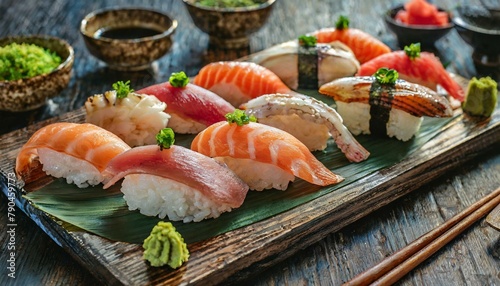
(310, 16, 391, 64)
(241, 93, 370, 162)
(356, 43, 465, 102)
(245, 38, 359, 90)
(319, 69, 453, 141)
(85, 81, 170, 147)
(191, 114, 343, 191)
(192, 61, 295, 107)
(102, 129, 249, 223)
(137, 72, 235, 134)
(16, 122, 131, 188)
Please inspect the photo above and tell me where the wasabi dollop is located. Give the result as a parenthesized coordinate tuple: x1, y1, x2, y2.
(462, 77, 498, 118)
(143, 221, 189, 268)
(0, 42, 61, 81)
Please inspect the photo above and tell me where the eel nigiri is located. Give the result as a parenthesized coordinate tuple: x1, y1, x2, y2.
(356, 44, 465, 102)
(191, 120, 343, 191)
(16, 122, 131, 188)
(137, 72, 235, 134)
(85, 86, 170, 147)
(192, 61, 295, 107)
(310, 16, 391, 64)
(319, 74, 453, 141)
(241, 93, 370, 162)
(102, 144, 249, 223)
(245, 39, 359, 90)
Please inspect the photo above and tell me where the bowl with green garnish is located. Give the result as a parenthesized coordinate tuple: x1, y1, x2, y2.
(0, 35, 74, 112)
(182, 0, 276, 49)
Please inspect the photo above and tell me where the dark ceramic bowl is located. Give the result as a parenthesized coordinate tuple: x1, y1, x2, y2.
(0, 35, 74, 112)
(182, 0, 276, 49)
(385, 5, 454, 49)
(80, 7, 177, 71)
(452, 6, 500, 57)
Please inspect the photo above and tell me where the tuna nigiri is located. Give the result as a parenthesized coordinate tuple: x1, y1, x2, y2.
(102, 129, 249, 223)
(241, 93, 370, 162)
(16, 122, 131, 188)
(137, 72, 235, 134)
(319, 68, 453, 141)
(192, 61, 295, 107)
(356, 43, 465, 102)
(310, 16, 391, 64)
(191, 112, 343, 191)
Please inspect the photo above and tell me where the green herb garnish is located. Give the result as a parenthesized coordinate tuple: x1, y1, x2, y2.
(335, 15, 350, 30)
(298, 35, 317, 48)
(169, 71, 189, 88)
(225, 109, 257, 126)
(404, 43, 421, 60)
(156, 128, 175, 150)
(374, 68, 399, 85)
(0, 42, 61, 81)
(112, 80, 134, 99)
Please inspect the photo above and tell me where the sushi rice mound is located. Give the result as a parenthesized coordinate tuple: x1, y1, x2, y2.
(168, 113, 207, 134)
(336, 101, 423, 141)
(216, 157, 295, 191)
(37, 148, 103, 188)
(121, 174, 233, 223)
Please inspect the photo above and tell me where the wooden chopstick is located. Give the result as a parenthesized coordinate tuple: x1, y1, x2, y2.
(343, 186, 500, 286)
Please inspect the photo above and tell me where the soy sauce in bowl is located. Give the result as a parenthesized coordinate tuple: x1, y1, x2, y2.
(96, 26, 162, 40)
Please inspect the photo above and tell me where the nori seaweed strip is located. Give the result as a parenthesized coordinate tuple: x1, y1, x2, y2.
(369, 81, 394, 137)
(298, 44, 318, 89)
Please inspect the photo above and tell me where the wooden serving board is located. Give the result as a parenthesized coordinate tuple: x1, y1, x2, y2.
(1, 103, 499, 285)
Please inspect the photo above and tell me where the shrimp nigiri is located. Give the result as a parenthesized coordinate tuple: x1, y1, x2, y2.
(137, 72, 235, 134)
(191, 113, 343, 191)
(356, 43, 465, 102)
(310, 16, 391, 64)
(192, 61, 295, 107)
(16, 122, 131, 188)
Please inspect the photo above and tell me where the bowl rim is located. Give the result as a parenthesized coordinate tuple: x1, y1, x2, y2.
(0, 34, 74, 83)
(385, 4, 454, 31)
(182, 0, 276, 12)
(79, 6, 178, 43)
(451, 7, 500, 36)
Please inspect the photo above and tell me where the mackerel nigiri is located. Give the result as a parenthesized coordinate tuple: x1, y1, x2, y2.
(137, 72, 235, 134)
(319, 69, 453, 141)
(192, 61, 295, 107)
(310, 16, 391, 64)
(356, 43, 465, 102)
(191, 113, 343, 191)
(241, 93, 370, 162)
(102, 129, 249, 223)
(16, 122, 131, 188)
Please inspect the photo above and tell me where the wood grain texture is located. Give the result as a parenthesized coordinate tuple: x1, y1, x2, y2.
(1, 0, 499, 285)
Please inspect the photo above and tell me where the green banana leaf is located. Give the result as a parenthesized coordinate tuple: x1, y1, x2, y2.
(25, 110, 457, 245)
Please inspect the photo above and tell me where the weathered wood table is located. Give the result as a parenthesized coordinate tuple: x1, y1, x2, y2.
(1, 0, 499, 285)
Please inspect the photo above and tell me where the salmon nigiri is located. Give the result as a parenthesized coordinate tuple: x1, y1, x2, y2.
(192, 61, 295, 107)
(311, 16, 391, 64)
(191, 111, 343, 191)
(16, 122, 131, 188)
(137, 72, 235, 134)
(356, 43, 465, 102)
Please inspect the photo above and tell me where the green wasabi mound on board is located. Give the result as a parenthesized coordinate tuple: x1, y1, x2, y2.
(0, 42, 61, 81)
(462, 76, 498, 118)
(143, 221, 189, 268)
